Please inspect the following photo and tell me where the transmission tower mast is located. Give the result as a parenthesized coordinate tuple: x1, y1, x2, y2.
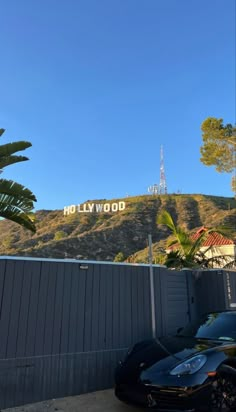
(159, 145, 167, 194)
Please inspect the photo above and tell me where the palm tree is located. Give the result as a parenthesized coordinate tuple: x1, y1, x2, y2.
(0, 128, 37, 232)
(156, 210, 233, 269)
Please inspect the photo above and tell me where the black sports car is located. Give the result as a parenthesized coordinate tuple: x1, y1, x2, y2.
(115, 311, 236, 411)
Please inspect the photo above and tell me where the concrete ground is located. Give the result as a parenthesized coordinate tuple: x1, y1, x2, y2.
(3, 389, 145, 412)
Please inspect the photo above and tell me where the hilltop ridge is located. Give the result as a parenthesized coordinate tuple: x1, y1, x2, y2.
(0, 194, 235, 262)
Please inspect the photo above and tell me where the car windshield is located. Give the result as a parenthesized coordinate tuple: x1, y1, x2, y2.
(177, 312, 236, 341)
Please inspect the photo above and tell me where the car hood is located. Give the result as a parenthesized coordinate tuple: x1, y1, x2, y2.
(118, 336, 223, 383)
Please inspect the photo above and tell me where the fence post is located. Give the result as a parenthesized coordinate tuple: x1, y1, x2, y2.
(182, 269, 197, 321)
(148, 234, 156, 338)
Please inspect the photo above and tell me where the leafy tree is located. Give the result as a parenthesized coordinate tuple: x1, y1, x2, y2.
(2, 234, 15, 249)
(0, 128, 37, 232)
(153, 254, 166, 265)
(54, 230, 67, 241)
(200, 117, 236, 194)
(114, 252, 125, 262)
(157, 209, 233, 269)
(232, 175, 236, 195)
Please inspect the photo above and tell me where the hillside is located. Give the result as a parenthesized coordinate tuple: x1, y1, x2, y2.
(0, 194, 235, 262)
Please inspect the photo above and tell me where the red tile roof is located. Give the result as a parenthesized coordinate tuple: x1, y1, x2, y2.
(193, 227, 235, 246)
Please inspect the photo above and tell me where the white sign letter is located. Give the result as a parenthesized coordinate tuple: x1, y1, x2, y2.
(104, 203, 111, 212)
(119, 201, 126, 211)
(88, 203, 94, 212)
(111, 203, 118, 212)
(96, 204, 103, 212)
(69, 205, 76, 214)
(64, 206, 70, 215)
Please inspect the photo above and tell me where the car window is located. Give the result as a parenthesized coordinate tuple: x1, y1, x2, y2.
(177, 312, 236, 341)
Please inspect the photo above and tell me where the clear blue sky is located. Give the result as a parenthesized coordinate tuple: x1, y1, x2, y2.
(1, 0, 235, 210)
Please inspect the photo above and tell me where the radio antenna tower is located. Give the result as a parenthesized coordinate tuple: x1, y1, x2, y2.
(159, 145, 167, 194)
(147, 146, 168, 195)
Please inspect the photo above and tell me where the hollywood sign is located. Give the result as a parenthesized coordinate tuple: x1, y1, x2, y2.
(64, 201, 126, 215)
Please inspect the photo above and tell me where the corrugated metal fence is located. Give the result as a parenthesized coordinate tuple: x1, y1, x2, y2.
(193, 269, 236, 315)
(0, 257, 235, 409)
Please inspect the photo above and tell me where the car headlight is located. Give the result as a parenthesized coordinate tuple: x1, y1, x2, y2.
(169, 354, 207, 376)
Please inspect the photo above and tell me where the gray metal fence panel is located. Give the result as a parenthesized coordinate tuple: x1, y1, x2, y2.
(194, 270, 229, 316)
(0, 349, 128, 410)
(25, 261, 42, 357)
(0, 258, 154, 408)
(165, 270, 190, 334)
(223, 270, 236, 309)
(0, 259, 16, 359)
(155, 268, 191, 336)
(1, 257, 233, 409)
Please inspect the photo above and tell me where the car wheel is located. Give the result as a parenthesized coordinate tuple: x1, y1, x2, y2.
(210, 374, 236, 411)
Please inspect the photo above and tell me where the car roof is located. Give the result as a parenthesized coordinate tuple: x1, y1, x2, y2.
(205, 310, 236, 315)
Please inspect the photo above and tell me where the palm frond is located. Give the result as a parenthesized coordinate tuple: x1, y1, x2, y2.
(0, 155, 29, 169)
(188, 231, 209, 257)
(194, 250, 235, 269)
(158, 210, 193, 255)
(0, 195, 34, 214)
(175, 228, 192, 253)
(189, 226, 234, 259)
(165, 250, 187, 269)
(157, 209, 236, 270)
(208, 226, 235, 238)
(223, 259, 236, 269)
(0, 179, 37, 202)
(0, 141, 32, 157)
(0, 129, 37, 233)
(166, 238, 179, 248)
(157, 210, 176, 232)
(0, 207, 36, 232)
